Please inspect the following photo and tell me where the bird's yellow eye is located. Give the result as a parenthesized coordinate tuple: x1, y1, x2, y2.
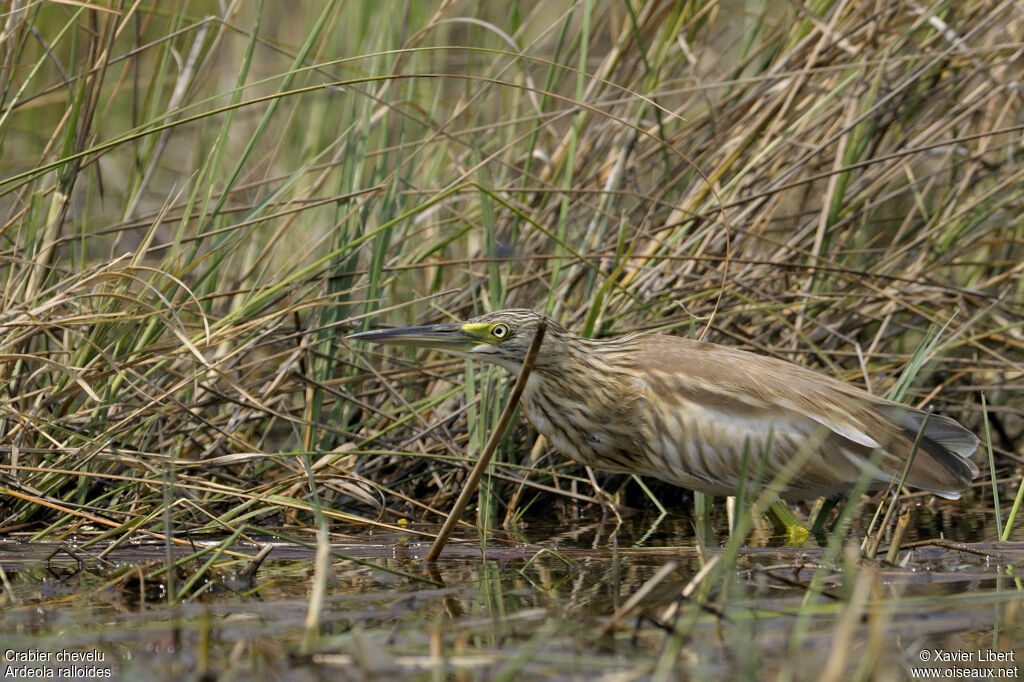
(491, 323, 510, 339)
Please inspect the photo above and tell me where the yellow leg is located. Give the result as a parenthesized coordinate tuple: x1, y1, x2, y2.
(769, 500, 810, 545)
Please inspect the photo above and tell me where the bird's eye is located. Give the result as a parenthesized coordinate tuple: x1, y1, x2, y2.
(491, 323, 510, 339)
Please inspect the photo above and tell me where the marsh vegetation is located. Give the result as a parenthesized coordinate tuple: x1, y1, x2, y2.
(0, 1, 1021, 679)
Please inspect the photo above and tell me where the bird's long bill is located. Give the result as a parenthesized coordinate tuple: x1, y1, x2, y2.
(347, 322, 488, 351)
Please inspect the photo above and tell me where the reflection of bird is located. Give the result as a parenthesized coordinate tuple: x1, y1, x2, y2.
(349, 309, 979, 502)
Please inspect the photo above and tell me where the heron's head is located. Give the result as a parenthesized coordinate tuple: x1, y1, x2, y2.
(348, 309, 561, 372)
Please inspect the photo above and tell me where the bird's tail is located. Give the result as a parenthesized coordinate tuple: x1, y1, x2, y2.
(875, 405, 980, 499)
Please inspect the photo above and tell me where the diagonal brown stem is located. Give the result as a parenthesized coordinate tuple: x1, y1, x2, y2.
(425, 320, 547, 562)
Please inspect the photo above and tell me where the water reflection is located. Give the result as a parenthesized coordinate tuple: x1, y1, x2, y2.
(0, 500, 1019, 680)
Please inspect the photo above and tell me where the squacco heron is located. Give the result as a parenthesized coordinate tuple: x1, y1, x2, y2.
(349, 309, 979, 503)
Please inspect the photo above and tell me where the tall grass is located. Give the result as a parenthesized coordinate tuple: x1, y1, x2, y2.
(0, 0, 1020, 548)
(1, 3, 1022, 678)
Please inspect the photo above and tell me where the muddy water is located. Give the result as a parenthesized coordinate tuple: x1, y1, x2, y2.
(1, 505, 1020, 680)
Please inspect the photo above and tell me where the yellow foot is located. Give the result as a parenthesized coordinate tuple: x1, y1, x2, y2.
(768, 500, 810, 545)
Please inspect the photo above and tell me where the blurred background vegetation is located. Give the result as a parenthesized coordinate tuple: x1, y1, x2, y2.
(0, 0, 1021, 538)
